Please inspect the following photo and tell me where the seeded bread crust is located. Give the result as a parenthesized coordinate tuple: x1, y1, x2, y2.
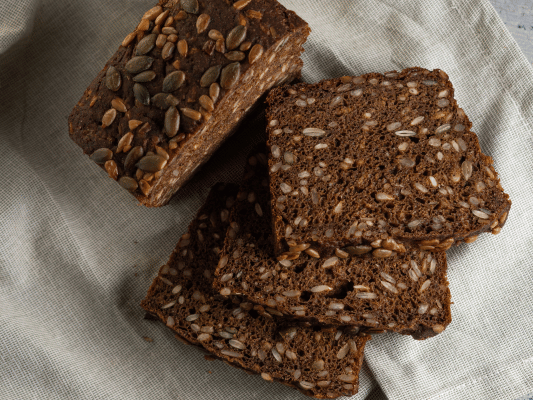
(265, 67, 511, 258)
(213, 150, 452, 339)
(140, 183, 370, 398)
(68, 0, 310, 207)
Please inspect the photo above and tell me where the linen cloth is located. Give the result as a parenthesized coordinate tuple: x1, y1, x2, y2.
(0, 0, 531, 399)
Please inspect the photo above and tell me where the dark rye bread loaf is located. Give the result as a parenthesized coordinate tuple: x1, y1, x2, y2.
(140, 183, 370, 398)
(69, 0, 310, 207)
(213, 150, 452, 340)
(265, 67, 511, 258)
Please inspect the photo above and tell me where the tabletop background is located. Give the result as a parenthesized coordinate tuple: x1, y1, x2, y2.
(491, 2, 532, 400)
(489, 0, 533, 63)
(0, 0, 532, 399)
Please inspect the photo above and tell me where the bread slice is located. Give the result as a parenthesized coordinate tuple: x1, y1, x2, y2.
(141, 183, 370, 398)
(265, 67, 511, 257)
(213, 150, 452, 340)
(69, 0, 310, 207)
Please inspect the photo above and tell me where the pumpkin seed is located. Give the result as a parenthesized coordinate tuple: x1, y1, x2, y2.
(220, 62, 240, 89)
(165, 106, 180, 137)
(136, 155, 167, 172)
(119, 176, 138, 192)
(163, 71, 186, 92)
(124, 146, 144, 171)
(133, 70, 156, 83)
(105, 66, 121, 91)
(135, 34, 157, 55)
(181, 0, 199, 14)
(90, 148, 113, 164)
(133, 83, 150, 105)
(125, 56, 154, 74)
(200, 65, 221, 87)
(226, 25, 247, 50)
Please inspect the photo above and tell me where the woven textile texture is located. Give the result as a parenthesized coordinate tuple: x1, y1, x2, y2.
(0, 0, 531, 399)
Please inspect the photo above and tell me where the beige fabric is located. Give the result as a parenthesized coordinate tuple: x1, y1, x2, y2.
(0, 0, 531, 399)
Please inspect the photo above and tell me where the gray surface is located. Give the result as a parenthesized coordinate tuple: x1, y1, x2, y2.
(490, 0, 533, 63)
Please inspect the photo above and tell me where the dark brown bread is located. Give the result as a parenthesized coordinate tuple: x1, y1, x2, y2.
(265, 67, 511, 257)
(213, 150, 452, 340)
(141, 183, 370, 398)
(69, 0, 310, 207)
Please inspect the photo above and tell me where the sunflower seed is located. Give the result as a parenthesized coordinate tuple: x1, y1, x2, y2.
(135, 34, 157, 55)
(119, 176, 138, 192)
(462, 160, 473, 181)
(220, 62, 240, 89)
(344, 245, 372, 256)
(181, 0, 199, 14)
(437, 98, 450, 107)
(165, 106, 180, 137)
(195, 66, 221, 89)
(138, 179, 151, 196)
(159, 41, 174, 60)
(280, 290, 300, 299)
(410, 116, 424, 125)
(166, 316, 175, 327)
(215, 38, 225, 53)
(373, 249, 392, 258)
(106, 66, 121, 91)
(247, 44, 265, 65)
(229, 339, 246, 350)
(395, 130, 416, 137)
(380, 271, 396, 283)
(379, 280, 398, 293)
(355, 291, 377, 299)
(195, 95, 214, 113)
(180, 107, 201, 121)
(339, 374, 357, 383)
(220, 349, 242, 358)
(90, 148, 113, 164)
(226, 25, 247, 50)
(472, 209, 490, 219)
(271, 348, 282, 362)
(175, 39, 188, 57)
(125, 56, 154, 74)
(308, 284, 332, 294)
(387, 122, 401, 131)
(320, 257, 338, 269)
(196, 14, 210, 33)
(225, 51, 245, 61)
(101, 108, 117, 127)
(436, 124, 451, 134)
(163, 71, 186, 92)
(121, 32, 136, 47)
(208, 29, 223, 41)
(103, 160, 118, 180)
(303, 127, 325, 137)
(233, 0, 253, 10)
(418, 304, 429, 314)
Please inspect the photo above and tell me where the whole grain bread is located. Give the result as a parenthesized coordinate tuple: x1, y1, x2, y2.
(69, 0, 310, 207)
(141, 183, 370, 398)
(265, 67, 511, 257)
(213, 150, 452, 340)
